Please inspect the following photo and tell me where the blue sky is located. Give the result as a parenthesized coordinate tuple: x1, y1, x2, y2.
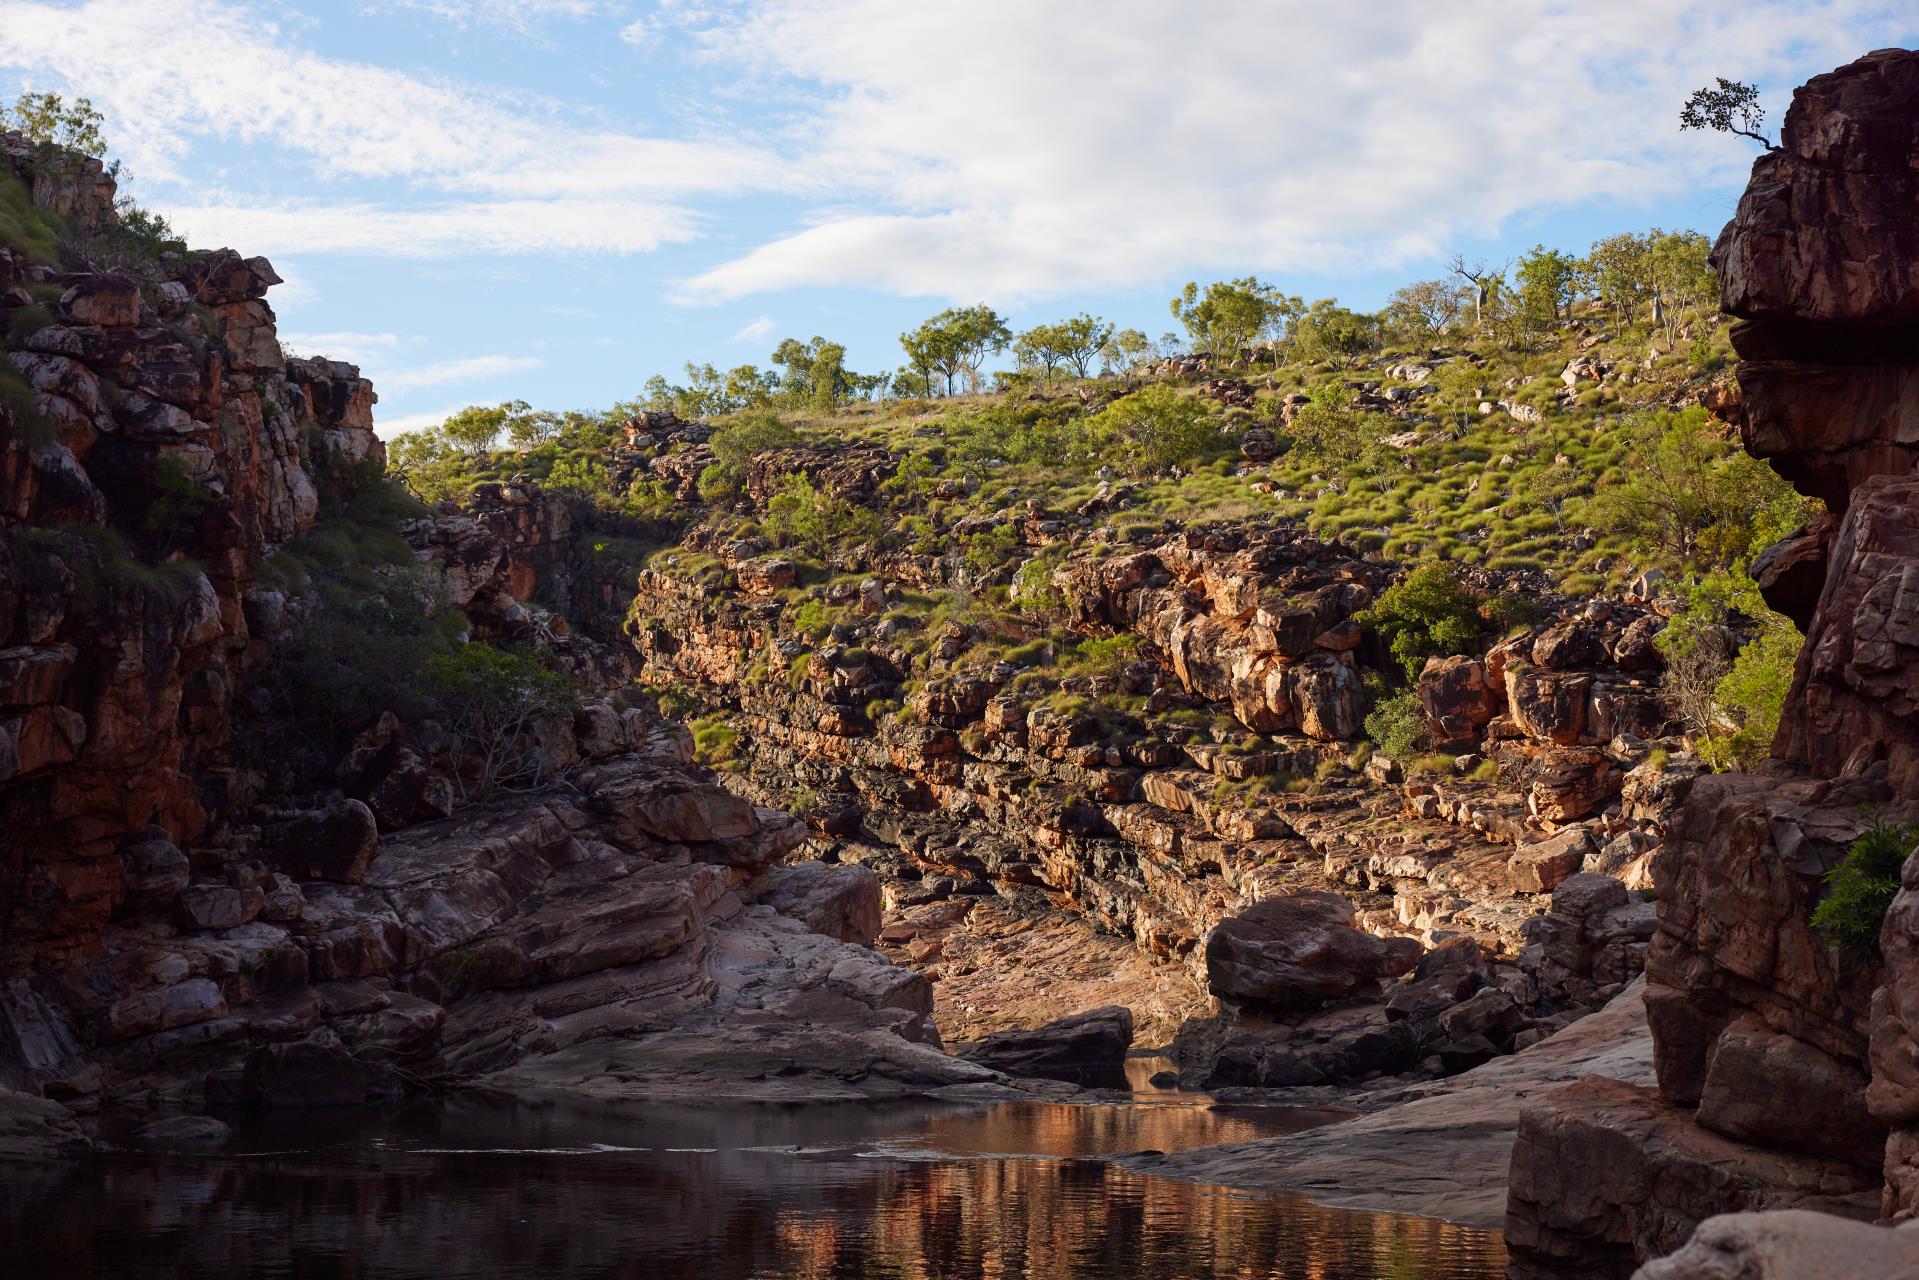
(1, 0, 1914, 437)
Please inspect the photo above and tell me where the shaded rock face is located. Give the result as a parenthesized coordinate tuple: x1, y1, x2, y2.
(959, 1004, 1134, 1086)
(1514, 47, 1919, 1274)
(0, 138, 382, 970)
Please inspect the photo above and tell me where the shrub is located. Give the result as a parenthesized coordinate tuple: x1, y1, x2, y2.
(1813, 818, 1919, 960)
(765, 473, 881, 556)
(1085, 383, 1216, 475)
(425, 643, 580, 799)
(1359, 561, 1483, 677)
(1364, 685, 1424, 762)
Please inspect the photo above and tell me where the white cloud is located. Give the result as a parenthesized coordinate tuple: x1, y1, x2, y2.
(376, 405, 463, 441)
(618, 16, 656, 46)
(0, 0, 778, 256)
(381, 354, 543, 392)
(385, 0, 614, 32)
(678, 0, 1919, 301)
(160, 198, 701, 258)
(727, 313, 775, 343)
(279, 330, 399, 365)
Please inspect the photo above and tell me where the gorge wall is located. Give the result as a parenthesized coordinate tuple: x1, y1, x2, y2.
(1504, 48, 1919, 1277)
(0, 133, 958, 1137)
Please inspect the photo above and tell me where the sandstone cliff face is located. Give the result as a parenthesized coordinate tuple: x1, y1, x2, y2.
(1507, 48, 1919, 1276)
(0, 131, 382, 971)
(0, 141, 943, 1137)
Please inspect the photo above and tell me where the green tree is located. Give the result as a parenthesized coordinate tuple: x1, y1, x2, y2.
(1359, 562, 1482, 677)
(1171, 277, 1282, 367)
(900, 305, 1011, 396)
(1099, 328, 1153, 386)
(3, 91, 107, 156)
(1386, 280, 1466, 340)
(699, 407, 798, 501)
(764, 473, 882, 555)
(439, 401, 536, 457)
(1086, 383, 1216, 475)
(1655, 570, 1801, 770)
(1680, 78, 1775, 150)
(1514, 244, 1580, 342)
(1292, 299, 1381, 368)
(1582, 232, 1655, 327)
(1587, 408, 1814, 571)
(425, 643, 579, 800)
(1286, 381, 1382, 467)
(1648, 229, 1717, 346)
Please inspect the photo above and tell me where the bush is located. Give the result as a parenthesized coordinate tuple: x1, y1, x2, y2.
(765, 473, 881, 556)
(424, 643, 579, 799)
(1085, 383, 1216, 475)
(1813, 818, 1919, 960)
(1364, 687, 1424, 762)
(1359, 561, 1482, 677)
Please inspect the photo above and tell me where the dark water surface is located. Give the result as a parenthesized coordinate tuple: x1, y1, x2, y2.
(1, 1089, 1507, 1279)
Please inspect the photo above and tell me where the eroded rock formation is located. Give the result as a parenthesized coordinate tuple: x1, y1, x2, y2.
(1509, 47, 1919, 1276)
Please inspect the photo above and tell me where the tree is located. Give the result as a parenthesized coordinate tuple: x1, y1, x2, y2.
(1655, 570, 1800, 770)
(771, 336, 871, 407)
(3, 91, 107, 157)
(1583, 232, 1655, 327)
(440, 401, 536, 457)
(698, 407, 798, 501)
(1292, 299, 1381, 368)
(1099, 328, 1153, 386)
(1386, 280, 1466, 340)
(1170, 277, 1282, 367)
(1586, 408, 1815, 571)
(1358, 562, 1482, 677)
(1012, 325, 1066, 389)
(425, 643, 579, 800)
(900, 305, 1010, 396)
(1514, 245, 1580, 340)
(1680, 78, 1776, 150)
(1086, 383, 1215, 475)
(1447, 254, 1508, 332)
(1286, 381, 1382, 467)
(1647, 229, 1717, 346)
(1052, 313, 1113, 379)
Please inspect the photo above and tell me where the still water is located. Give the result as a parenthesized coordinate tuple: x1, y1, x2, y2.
(0, 1090, 1507, 1280)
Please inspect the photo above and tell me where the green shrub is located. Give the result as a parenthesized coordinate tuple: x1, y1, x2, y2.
(1359, 561, 1483, 677)
(1364, 687, 1423, 762)
(1813, 818, 1919, 960)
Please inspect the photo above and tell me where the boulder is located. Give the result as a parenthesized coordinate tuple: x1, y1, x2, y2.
(960, 1005, 1133, 1087)
(263, 799, 380, 884)
(1205, 892, 1422, 1011)
(757, 861, 883, 946)
(1509, 828, 1597, 894)
(240, 1038, 405, 1109)
(1632, 1210, 1919, 1280)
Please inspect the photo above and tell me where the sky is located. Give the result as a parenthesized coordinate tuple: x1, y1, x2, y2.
(0, 1, 1913, 439)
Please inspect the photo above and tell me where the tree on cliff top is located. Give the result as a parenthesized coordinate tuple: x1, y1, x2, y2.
(2, 92, 107, 157)
(1680, 78, 1777, 150)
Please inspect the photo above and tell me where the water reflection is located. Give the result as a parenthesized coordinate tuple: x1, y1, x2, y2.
(1, 1098, 1505, 1280)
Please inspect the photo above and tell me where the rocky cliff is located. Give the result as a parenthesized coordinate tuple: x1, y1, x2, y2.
(0, 133, 958, 1148)
(1505, 48, 1919, 1277)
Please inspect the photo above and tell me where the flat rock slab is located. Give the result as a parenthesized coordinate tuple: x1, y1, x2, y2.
(1118, 979, 1655, 1228)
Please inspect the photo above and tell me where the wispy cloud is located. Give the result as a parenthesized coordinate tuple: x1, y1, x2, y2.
(0, 0, 779, 257)
(675, 0, 1919, 302)
(727, 314, 775, 343)
(382, 354, 543, 392)
(279, 330, 399, 365)
(383, 0, 616, 33)
(161, 198, 701, 258)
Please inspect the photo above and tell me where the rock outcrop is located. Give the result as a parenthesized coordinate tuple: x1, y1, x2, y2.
(0, 143, 971, 1141)
(1511, 47, 1919, 1275)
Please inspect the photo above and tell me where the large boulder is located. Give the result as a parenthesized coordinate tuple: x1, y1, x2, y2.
(1632, 1210, 1919, 1280)
(757, 861, 882, 946)
(959, 1004, 1133, 1086)
(263, 799, 380, 884)
(1204, 892, 1422, 1011)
